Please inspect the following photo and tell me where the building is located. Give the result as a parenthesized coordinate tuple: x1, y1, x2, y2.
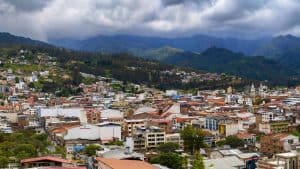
(96, 158, 157, 169)
(260, 134, 299, 156)
(100, 109, 124, 124)
(86, 108, 101, 124)
(64, 123, 121, 153)
(124, 119, 146, 137)
(205, 116, 230, 131)
(218, 122, 239, 137)
(258, 148, 300, 169)
(165, 133, 184, 147)
(259, 121, 289, 134)
(204, 156, 245, 169)
(20, 156, 72, 168)
(133, 126, 165, 150)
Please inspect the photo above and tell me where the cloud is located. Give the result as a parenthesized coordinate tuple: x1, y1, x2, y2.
(0, 0, 300, 41)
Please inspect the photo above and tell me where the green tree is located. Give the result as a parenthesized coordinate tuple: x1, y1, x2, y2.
(180, 125, 205, 154)
(224, 135, 245, 148)
(193, 151, 205, 169)
(53, 146, 66, 158)
(72, 66, 82, 85)
(158, 142, 179, 153)
(14, 144, 36, 159)
(0, 156, 8, 168)
(151, 153, 184, 169)
(84, 144, 101, 156)
(107, 140, 123, 146)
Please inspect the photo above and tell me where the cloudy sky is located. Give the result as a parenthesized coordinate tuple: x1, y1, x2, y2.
(0, 0, 300, 41)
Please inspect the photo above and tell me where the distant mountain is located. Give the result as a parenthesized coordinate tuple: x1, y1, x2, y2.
(129, 46, 184, 60)
(0, 32, 49, 47)
(49, 34, 300, 85)
(0, 32, 250, 90)
(255, 35, 300, 59)
(49, 34, 270, 54)
(161, 47, 299, 84)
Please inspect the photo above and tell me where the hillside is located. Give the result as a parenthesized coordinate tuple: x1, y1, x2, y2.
(0, 32, 49, 47)
(161, 47, 299, 85)
(0, 33, 245, 90)
(50, 34, 300, 68)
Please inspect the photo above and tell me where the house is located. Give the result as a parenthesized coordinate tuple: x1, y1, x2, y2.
(100, 109, 124, 124)
(218, 122, 239, 137)
(96, 157, 158, 169)
(257, 147, 300, 169)
(204, 156, 245, 169)
(64, 123, 121, 153)
(20, 156, 72, 168)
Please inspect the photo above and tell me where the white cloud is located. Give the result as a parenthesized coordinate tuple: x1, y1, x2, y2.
(0, 0, 300, 40)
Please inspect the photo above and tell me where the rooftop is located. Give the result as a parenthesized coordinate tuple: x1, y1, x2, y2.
(96, 158, 158, 169)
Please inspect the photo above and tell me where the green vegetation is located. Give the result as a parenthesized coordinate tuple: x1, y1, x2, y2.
(82, 76, 97, 85)
(216, 135, 245, 148)
(157, 142, 180, 153)
(0, 129, 62, 167)
(107, 140, 123, 146)
(3, 63, 47, 73)
(180, 125, 205, 154)
(193, 151, 205, 169)
(151, 153, 186, 169)
(162, 47, 300, 86)
(84, 144, 101, 156)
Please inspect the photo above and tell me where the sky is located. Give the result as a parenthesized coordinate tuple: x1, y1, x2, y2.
(0, 0, 300, 41)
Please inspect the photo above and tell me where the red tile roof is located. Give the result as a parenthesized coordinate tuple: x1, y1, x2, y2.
(96, 158, 158, 169)
(21, 156, 71, 164)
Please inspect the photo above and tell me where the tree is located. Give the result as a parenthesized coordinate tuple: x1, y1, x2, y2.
(180, 125, 205, 154)
(14, 144, 37, 159)
(72, 66, 82, 85)
(0, 157, 8, 168)
(84, 144, 101, 156)
(193, 151, 205, 169)
(107, 140, 123, 146)
(158, 142, 180, 153)
(224, 135, 245, 148)
(151, 153, 184, 169)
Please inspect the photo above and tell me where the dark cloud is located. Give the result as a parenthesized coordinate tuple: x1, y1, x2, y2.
(162, 0, 211, 6)
(3, 0, 51, 12)
(0, 0, 299, 41)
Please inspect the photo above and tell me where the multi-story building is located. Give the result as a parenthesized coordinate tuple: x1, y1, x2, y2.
(218, 122, 239, 137)
(259, 121, 289, 134)
(165, 133, 184, 147)
(133, 126, 165, 150)
(205, 116, 230, 131)
(124, 119, 146, 137)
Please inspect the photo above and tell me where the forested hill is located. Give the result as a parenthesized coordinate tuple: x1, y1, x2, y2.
(0, 43, 247, 91)
(0, 32, 49, 47)
(160, 47, 299, 85)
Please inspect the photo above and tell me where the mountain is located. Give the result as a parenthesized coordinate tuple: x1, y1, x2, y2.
(0, 32, 247, 90)
(49, 34, 300, 85)
(49, 34, 270, 54)
(0, 32, 49, 47)
(254, 35, 300, 58)
(2, 32, 300, 86)
(129, 46, 184, 60)
(50, 34, 300, 65)
(161, 47, 299, 84)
